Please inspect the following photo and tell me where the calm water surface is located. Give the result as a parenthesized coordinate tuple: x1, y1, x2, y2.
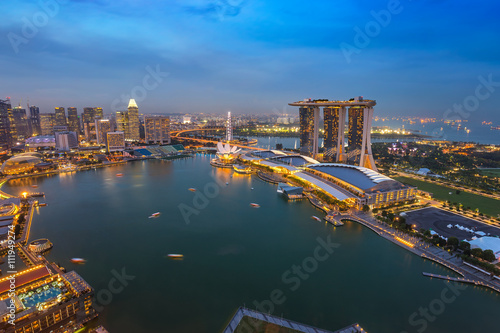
(4, 155, 499, 333)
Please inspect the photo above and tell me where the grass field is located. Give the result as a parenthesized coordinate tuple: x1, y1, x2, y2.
(479, 168, 500, 177)
(394, 176, 500, 217)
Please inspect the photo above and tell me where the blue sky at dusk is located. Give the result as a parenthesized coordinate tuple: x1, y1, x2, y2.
(1, 0, 500, 121)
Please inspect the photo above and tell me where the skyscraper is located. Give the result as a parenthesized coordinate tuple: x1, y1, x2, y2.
(40, 113, 56, 135)
(145, 116, 170, 144)
(299, 106, 319, 157)
(323, 107, 346, 162)
(54, 107, 67, 127)
(127, 99, 140, 141)
(348, 107, 364, 151)
(106, 131, 125, 152)
(82, 107, 95, 124)
(55, 131, 78, 151)
(95, 119, 111, 145)
(226, 111, 233, 141)
(0, 99, 13, 148)
(29, 105, 41, 136)
(67, 107, 80, 134)
(289, 97, 377, 170)
(116, 111, 130, 141)
(12, 106, 30, 140)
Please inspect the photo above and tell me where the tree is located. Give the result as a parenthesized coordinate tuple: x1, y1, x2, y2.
(447, 237, 459, 249)
(482, 250, 496, 262)
(471, 248, 483, 258)
(456, 190, 461, 195)
(459, 241, 471, 251)
(362, 205, 370, 212)
(423, 230, 431, 237)
(381, 210, 388, 217)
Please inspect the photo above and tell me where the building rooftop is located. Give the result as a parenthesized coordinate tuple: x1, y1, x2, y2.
(0, 265, 51, 294)
(307, 163, 401, 192)
(269, 154, 319, 166)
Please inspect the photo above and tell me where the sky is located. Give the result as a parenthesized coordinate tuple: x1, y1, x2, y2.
(1, 0, 500, 122)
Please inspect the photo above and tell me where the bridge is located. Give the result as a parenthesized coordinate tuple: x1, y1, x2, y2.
(172, 127, 266, 151)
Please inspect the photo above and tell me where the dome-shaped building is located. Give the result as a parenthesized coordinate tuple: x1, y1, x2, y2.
(1, 153, 44, 175)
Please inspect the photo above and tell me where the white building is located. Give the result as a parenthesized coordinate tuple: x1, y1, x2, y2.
(55, 131, 78, 151)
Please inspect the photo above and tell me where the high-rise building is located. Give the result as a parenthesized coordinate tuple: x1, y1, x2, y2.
(67, 107, 80, 134)
(95, 118, 111, 145)
(12, 105, 30, 140)
(40, 113, 56, 135)
(84, 122, 97, 142)
(116, 111, 130, 140)
(0, 99, 13, 148)
(54, 107, 67, 126)
(29, 105, 41, 136)
(145, 116, 170, 144)
(289, 97, 376, 170)
(299, 106, 319, 156)
(127, 99, 140, 141)
(55, 131, 78, 150)
(82, 107, 95, 124)
(226, 111, 233, 141)
(348, 107, 364, 152)
(106, 131, 125, 152)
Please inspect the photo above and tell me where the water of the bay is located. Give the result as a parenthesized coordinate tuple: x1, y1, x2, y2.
(4, 156, 499, 333)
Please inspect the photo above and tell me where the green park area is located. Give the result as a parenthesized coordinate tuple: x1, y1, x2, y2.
(479, 168, 500, 177)
(394, 176, 500, 217)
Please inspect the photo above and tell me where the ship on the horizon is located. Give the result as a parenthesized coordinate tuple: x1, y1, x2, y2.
(491, 126, 500, 130)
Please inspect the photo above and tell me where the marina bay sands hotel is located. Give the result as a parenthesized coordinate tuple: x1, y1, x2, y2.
(289, 96, 377, 171)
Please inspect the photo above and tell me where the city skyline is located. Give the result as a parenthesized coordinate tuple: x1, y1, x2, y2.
(1, 1, 500, 121)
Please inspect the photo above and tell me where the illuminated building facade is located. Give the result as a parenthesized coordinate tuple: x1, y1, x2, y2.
(95, 119, 111, 145)
(290, 97, 377, 170)
(55, 131, 78, 151)
(299, 106, 319, 157)
(127, 99, 140, 141)
(226, 111, 233, 141)
(106, 131, 125, 152)
(39, 113, 56, 136)
(12, 106, 30, 140)
(29, 106, 41, 136)
(67, 107, 80, 134)
(0, 265, 96, 333)
(0, 99, 13, 148)
(145, 116, 170, 144)
(54, 107, 67, 127)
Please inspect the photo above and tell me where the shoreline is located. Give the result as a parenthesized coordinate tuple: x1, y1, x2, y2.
(253, 167, 500, 295)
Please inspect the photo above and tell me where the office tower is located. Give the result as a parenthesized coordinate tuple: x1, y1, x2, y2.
(145, 116, 170, 144)
(0, 99, 13, 148)
(29, 105, 41, 136)
(55, 131, 78, 150)
(84, 122, 97, 142)
(67, 107, 80, 134)
(40, 113, 56, 135)
(54, 107, 67, 126)
(12, 105, 30, 140)
(116, 111, 130, 141)
(95, 118, 111, 145)
(82, 107, 95, 124)
(299, 106, 319, 157)
(106, 131, 125, 152)
(94, 107, 103, 119)
(127, 99, 140, 141)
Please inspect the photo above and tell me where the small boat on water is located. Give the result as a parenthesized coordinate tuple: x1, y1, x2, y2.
(31, 185, 38, 188)
(311, 216, 321, 222)
(226, 182, 229, 185)
(250, 203, 260, 208)
(38, 203, 47, 207)
(70, 258, 86, 264)
(167, 254, 184, 260)
(149, 212, 161, 219)
(188, 188, 197, 192)
(116, 173, 124, 177)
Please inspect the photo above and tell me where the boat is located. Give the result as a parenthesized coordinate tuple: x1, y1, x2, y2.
(167, 254, 184, 260)
(149, 212, 161, 219)
(31, 185, 38, 188)
(70, 258, 86, 264)
(491, 126, 500, 131)
(251, 188, 254, 190)
(116, 173, 124, 177)
(311, 216, 321, 222)
(226, 182, 229, 185)
(250, 203, 260, 208)
(38, 203, 47, 207)
(188, 188, 197, 192)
